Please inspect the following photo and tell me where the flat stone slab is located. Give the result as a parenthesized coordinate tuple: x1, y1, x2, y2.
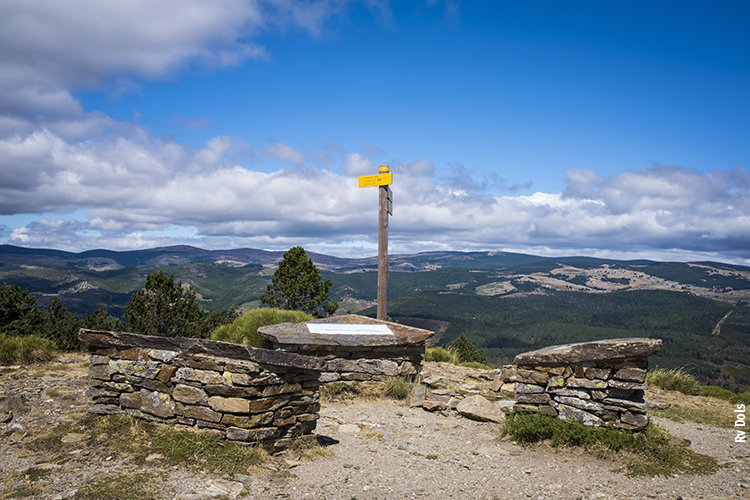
(78, 329, 326, 371)
(258, 314, 434, 347)
(514, 338, 662, 366)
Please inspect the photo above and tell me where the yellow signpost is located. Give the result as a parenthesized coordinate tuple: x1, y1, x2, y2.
(358, 165, 392, 320)
(358, 173, 393, 188)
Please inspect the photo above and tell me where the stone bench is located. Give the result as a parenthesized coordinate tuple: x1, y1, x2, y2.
(503, 338, 663, 429)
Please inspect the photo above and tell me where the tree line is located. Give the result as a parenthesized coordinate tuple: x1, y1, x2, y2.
(0, 246, 338, 354)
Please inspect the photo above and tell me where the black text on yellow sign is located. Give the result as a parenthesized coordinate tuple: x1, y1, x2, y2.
(358, 173, 393, 188)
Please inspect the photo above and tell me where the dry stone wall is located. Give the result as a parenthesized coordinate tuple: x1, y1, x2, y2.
(504, 338, 663, 429)
(79, 329, 325, 452)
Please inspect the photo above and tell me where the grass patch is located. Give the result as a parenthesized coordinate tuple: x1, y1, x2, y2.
(29, 414, 268, 477)
(648, 402, 735, 429)
(699, 385, 750, 406)
(501, 412, 719, 477)
(286, 435, 334, 460)
(424, 345, 491, 370)
(2, 485, 44, 499)
(383, 376, 413, 399)
(320, 381, 384, 401)
(74, 473, 162, 500)
(0, 333, 57, 365)
(646, 368, 701, 395)
(424, 346, 458, 364)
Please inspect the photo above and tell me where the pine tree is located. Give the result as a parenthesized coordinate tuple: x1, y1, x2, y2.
(125, 270, 207, 337)
(448, 333, 488, 365)
(42, 297, 83, 351)
(260, 246, 338, 318)
(0, 285, 45, 337)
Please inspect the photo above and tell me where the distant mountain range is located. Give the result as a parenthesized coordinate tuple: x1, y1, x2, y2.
(0, 244, 548, 273)
(3, 244, 750, 391)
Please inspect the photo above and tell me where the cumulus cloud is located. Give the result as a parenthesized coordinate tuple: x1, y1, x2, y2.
(3, 125, 750, 265)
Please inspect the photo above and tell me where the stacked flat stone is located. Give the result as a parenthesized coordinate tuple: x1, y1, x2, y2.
(79, 329, 325, 452)
(258, 315, 434, 382)
(507, 338, 662, 429)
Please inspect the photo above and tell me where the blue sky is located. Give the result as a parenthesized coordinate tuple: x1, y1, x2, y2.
(1, 1, 749, 264)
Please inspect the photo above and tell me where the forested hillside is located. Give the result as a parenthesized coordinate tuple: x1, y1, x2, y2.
(369, 289, 750, 392)
(2, 244, 750, 391)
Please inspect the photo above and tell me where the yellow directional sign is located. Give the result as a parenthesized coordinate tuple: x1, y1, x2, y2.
(358, 173, 392, 188)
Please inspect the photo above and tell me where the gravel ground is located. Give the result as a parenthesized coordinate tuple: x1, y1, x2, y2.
(1, 356, 748, 500)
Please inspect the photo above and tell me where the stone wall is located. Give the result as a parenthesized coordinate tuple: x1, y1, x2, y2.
(503, 338, 663, 429)
(79, 329, 325, 452)
(258, 315, 433, 383)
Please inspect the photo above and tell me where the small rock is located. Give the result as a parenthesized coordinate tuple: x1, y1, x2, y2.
(194, 479, 244, 498)
(456, 395, 505, 423)
(422, 400, 448, 412)
(339, 424, 361, 434)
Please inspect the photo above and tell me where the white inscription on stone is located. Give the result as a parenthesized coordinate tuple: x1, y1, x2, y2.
(307, 324, 394, 335)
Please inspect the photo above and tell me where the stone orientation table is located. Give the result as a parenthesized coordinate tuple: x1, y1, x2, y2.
(258, 315, 434, 382)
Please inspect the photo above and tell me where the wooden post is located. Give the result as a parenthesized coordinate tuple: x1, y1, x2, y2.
(357, 165, 392, 321)
(377, 184, 389, 320)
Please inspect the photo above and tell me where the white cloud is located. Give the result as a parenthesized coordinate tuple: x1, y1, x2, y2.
(342, 152, 375, 176)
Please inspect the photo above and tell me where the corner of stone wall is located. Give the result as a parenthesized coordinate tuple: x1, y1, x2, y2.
(81, 330, 323, 452)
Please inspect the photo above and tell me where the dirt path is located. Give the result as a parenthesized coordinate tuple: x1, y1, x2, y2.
(1, 356, 748, 500)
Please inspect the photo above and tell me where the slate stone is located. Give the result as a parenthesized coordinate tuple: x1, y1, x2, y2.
(515, 393, 551, 404)
(607, 380, 647, 391)
(401, 386, 423, 410)
(139, 389, 175, 418)
(208, 396, 250, 414)
(553, 396, 602, 412)
(621, 411, 648, 428)
(514, 338, 662, 365)
(515, 383, 544, 394)
(567, 377, 608, 390)
(584, 367, 611, 380)
(557, 404, 602, 426)
(613, 367, 647, 382)
(184, 405, 222, 423)
(422, 400, 448, 412)
(79, 329, 326, 371)
(172, 384, 208, 405)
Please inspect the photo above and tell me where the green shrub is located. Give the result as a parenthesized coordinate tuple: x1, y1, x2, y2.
(700, 385, 750, 406)
(646, 368, 701, 395)
(0, 333, 57, 365)
(211, 308, 313, 347)
(424, 346, 458, 364)
(383, 376, 413, 399)
(501, 412, 718, 477)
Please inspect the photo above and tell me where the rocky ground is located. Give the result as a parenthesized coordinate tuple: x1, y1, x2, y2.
(1, 355, 748, 500)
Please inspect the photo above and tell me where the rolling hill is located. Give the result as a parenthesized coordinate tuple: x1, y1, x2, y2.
(2, 244, 750, 391)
